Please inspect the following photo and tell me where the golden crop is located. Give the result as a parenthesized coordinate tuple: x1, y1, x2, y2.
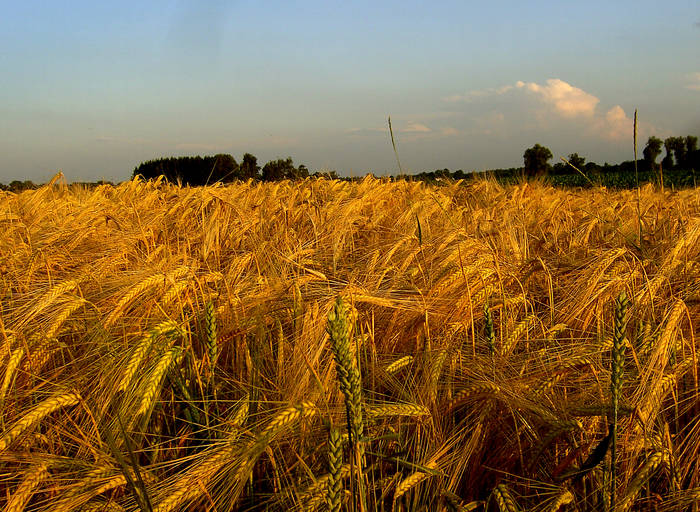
(0, 175, 698, 511)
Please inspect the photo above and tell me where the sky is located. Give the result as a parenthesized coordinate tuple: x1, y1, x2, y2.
(1, 0, 699, 183)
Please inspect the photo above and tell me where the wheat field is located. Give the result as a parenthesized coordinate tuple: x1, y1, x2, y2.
(0, 174, 698, 511)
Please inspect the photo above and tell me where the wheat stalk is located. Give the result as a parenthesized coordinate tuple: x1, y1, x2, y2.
(153, 398, 249, 512)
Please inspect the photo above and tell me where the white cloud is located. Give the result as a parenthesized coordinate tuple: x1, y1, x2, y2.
(443, 85, 514, 103)
(686, 72, 700, 91)
(440, 127, 460, 136)
(598, 105, 632, 140)
(402, 122, 431, 133)
(445, 78, 654, 142)
(515, 79, 599, 118)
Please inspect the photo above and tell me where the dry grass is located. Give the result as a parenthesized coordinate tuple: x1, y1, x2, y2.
(0, 174, 698, 511)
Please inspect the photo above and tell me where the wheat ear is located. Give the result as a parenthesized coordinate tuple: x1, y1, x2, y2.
(544, 489, 574, 512)
(366, 403, 431, 420)
(104, 273, 169, 328)
(46, 297, 85, 338)
(610, 291, 629, 510)
(326, 426, 344, 512)
(327, 298, 365, 464)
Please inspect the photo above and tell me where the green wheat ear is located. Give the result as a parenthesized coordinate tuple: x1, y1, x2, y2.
(326, 425, 344, 512)
(610, 290, 629, 511)
(326, 297, 366, 509)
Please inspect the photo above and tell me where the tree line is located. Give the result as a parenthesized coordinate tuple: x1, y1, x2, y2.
(131, 153, 337, 186)
(1, 134, 697, 192)
(411, 134, 698, 187)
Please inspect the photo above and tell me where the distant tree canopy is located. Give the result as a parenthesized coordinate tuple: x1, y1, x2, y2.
(133, 154, 240, 186)
(125, 131, 700, 188)
(239, 153, 260, 180)
(523, 144, 553, 176)
(132, 153, 313, 185)
(262, 158, 309, 181)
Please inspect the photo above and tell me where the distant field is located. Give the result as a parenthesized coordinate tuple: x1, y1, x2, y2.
(0, 176, 698, 511)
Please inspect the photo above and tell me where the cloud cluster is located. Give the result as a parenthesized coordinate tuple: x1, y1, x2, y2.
(686, 72, 700, 91)
(444, 78, 643, 141)
(346, 77, 661, 150)
(515, 79, 599, 118)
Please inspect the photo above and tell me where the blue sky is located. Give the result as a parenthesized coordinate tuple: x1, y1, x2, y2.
(1, 0, 698, 182)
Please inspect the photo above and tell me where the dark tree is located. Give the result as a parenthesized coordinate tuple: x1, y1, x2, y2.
(312, 170, 339, 179)
(684, 136, 698, 167)
(663, 137, 687, 169)
(133, 154, 239, 186)
(207, 154, 239, 183)
(643, 136, 663, 170)
(239, 153, 260, 180)
(262, 157, 297, 181)
(523, 144, 553, 176)
(662, 138, 675, 170)
(292, 164, 310, 179)
(567, 153, 586, 170)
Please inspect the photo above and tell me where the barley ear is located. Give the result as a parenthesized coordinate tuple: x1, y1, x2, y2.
(204, 300, 218, 377)
(617, 451, 666, 512)
(491, 483, 519, 512)
(483, 301, 495, 357)
(136, 346, 184, 421)
(0, 392, 81, 452)
(1, 347, 25, 420)
(6, 462, 50, 512)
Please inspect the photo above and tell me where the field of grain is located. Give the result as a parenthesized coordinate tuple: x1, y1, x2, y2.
(0, 175, 698, 511)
